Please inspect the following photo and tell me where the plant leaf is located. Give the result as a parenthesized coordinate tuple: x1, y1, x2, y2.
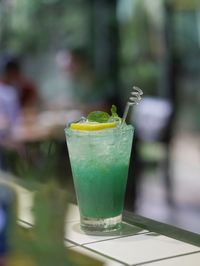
(111, 105, 118, 117)
(87, 111, 110, 123)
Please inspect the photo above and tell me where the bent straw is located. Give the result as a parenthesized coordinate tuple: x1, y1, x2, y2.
(121, 86, 143, 125)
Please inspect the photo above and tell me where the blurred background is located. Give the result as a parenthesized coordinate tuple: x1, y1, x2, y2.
(0, 0, 200, 238)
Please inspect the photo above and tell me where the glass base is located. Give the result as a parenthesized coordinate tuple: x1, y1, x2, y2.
(80, 214, 122, 233)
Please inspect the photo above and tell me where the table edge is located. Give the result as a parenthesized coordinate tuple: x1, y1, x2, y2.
(123, 210, 200, 247)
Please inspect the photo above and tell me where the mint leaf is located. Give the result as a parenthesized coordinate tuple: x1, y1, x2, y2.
(111, 105, 118, 117)
(87, 111, 110, 123)
(87, 105, 121, 123)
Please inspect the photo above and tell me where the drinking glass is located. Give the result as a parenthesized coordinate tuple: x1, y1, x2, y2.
(65, 125, 134, 233)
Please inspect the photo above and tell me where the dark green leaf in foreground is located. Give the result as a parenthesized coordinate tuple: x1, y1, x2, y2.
(87, 111, 110, 123)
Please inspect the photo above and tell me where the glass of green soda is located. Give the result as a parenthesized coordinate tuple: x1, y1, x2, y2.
(65, 108, 134, 233)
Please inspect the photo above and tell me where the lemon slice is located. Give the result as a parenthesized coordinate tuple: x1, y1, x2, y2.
(70, 122, 116, 131)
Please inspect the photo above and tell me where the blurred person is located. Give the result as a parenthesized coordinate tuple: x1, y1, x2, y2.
(0, 57, 23, 171)
(0, 81, 20, 170)
(0, 57, 38, 110)
(0, 83, 19, 139)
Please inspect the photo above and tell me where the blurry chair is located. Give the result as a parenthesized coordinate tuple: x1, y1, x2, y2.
(133, 97, 173, 142)
(130, 96, 174, 206)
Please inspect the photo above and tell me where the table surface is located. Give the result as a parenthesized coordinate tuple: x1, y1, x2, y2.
(2, 110, 200, 265)
(5, 179, 197, 266)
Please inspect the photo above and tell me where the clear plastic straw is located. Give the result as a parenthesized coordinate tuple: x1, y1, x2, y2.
(121, 86, 143, 126)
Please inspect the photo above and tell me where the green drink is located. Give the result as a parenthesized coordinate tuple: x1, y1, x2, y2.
(65, 109, 134, 232)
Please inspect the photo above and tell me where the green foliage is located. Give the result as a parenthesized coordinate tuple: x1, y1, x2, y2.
(87, 105, 121, 123)
(87, 111, 110, 123)
(7, 181, 70, 266)
(0, 0, 90, 53)
(111, 104, 118, 117)
(6, 177, 102, 265)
